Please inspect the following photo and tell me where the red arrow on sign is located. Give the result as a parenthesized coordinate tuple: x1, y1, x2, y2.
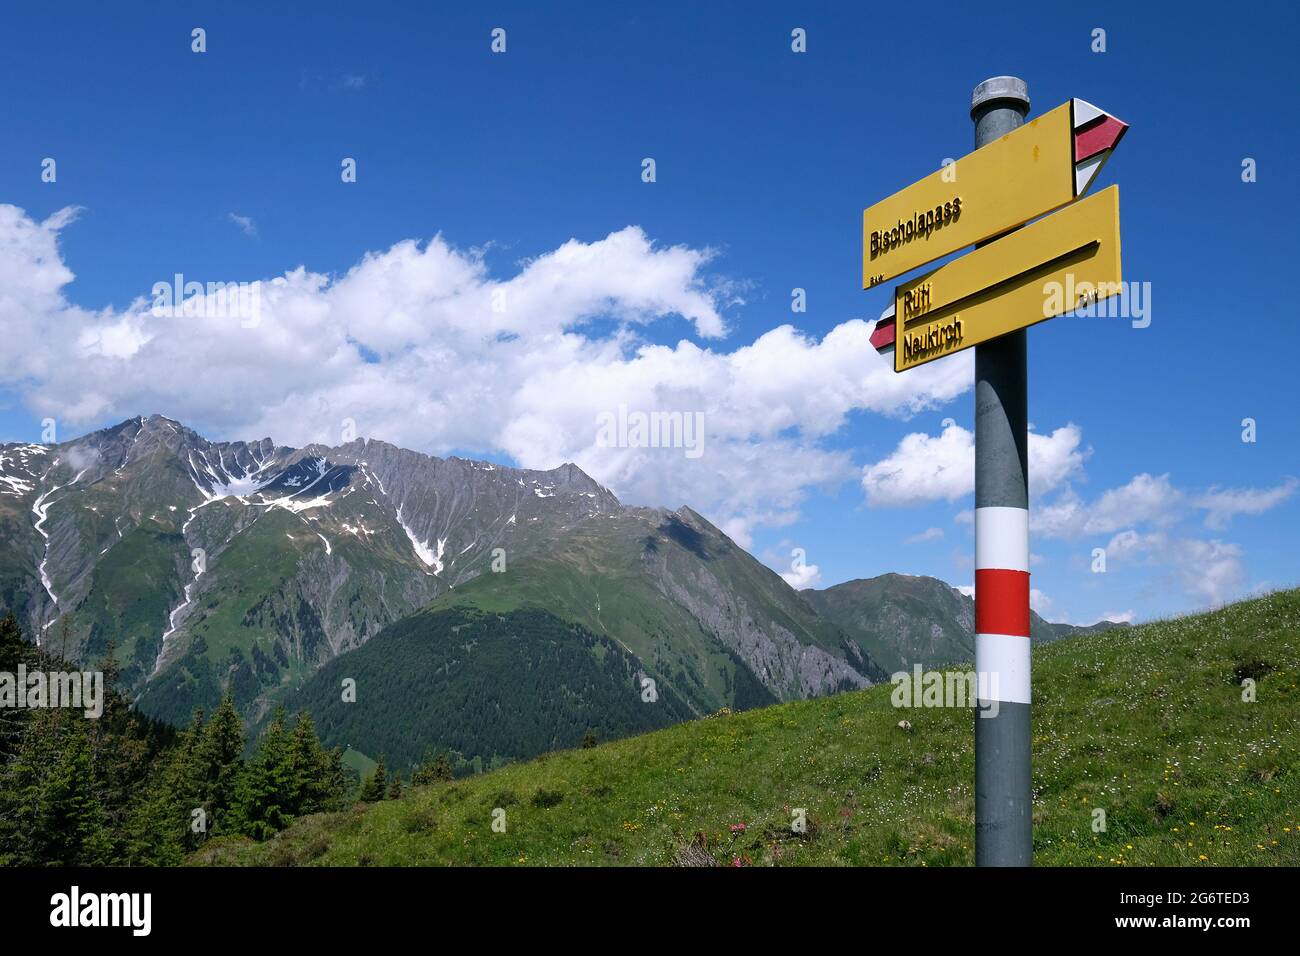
(871, 305, 896, 355)
(1071, 98, 1128, 196)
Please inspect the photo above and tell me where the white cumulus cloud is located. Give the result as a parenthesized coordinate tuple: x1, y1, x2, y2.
(1029, 587, 1054, 617)
(0, 204, 973, 544)
(1195, 478, 1298, 530)
(1034, 473, 1180, 539)
(860, 420, 1086, 507)
(780, 560, 822, 590)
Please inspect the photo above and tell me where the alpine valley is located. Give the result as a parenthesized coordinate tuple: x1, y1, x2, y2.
(0, 415, 1117, 771)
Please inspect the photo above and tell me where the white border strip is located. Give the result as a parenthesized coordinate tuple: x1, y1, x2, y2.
(974, 506, 1029, 572)
(976, 632, 1031, 704)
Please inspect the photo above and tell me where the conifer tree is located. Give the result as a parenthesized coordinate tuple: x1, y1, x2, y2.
(234, 706, 293, 839)
(194, 694, 245, 833)
(124, 706, 209, 864)
(0, 710, 111, 865)
(412, 749, 454, 785)
(41, 716, 114, 865)
(287, 711, 347, 813)
(358, 755, 387, 802)
(316, 745, 350, 810)
(87, 637, 146, 859)
(0, 615, 30, 763)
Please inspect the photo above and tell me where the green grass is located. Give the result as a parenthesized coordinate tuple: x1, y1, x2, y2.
(192, 588, 1300, 867)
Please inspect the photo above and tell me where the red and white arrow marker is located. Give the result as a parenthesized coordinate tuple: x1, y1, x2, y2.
(871, 304, 896, 356)
(1072, 98, 1128, 197)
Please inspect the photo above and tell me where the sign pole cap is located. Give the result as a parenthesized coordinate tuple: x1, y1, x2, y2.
(971, 76, 1030, 118)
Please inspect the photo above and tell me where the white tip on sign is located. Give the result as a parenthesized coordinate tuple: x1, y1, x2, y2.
(1071, 98, 1105, 128)
(1075, 151, 1108, 196)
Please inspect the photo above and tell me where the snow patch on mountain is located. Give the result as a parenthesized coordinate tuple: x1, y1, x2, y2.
(0, 444, 46, 497)
(155, 558, 205, 677)
(187, 448, 278, 500)
(261, 491, 336, 514)
(0, 473, 32, 497)
(31, 467, 89, 642)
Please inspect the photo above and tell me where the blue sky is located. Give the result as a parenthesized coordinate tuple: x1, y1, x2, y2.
(2, 0, 1297, 625)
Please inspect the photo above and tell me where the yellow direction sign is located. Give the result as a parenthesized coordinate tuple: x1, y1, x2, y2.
(862, 99, 1127, 289)
(893, 185, 1122, 372)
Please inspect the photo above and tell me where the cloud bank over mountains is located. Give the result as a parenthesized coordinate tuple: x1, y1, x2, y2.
(0, 203, 971, 547)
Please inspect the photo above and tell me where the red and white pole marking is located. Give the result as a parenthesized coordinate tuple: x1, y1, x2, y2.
(974, 505, 1030, 705)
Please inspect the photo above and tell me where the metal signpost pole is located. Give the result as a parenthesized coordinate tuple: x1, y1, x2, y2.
(971, 76, 1033, 867)
(864, 76, 1126, 863)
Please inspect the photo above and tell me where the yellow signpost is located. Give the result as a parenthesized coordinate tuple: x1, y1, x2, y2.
(861, 78, 1128, 866)
(893, 185, 1122, 371)
(862, 99, 1125, 290)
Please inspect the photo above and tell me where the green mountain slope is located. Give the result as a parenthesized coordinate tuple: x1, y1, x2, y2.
(195, 587, 1300, 867)
(256, 507, 885, 771)
(282, 606, 697, 770)
(428, 506, 883, 712)
(135, 499, 441, 727)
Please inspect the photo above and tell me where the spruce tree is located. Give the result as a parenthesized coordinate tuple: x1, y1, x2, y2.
(0, 710, 111, 865)
(194, 694, 245, 833)
(358, 756, 387, 802)
(41, 716, 113, 865)
(234, 707, 293, 839)
(316, 746, 350, 810)
(126, 708, 208, 864)
(0, 615, 30, 763)
(412, 749, 454, 785)
(287, 711, 347, 813)
(87, 637, 143, 860)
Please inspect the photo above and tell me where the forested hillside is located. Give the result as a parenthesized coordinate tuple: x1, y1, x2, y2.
(0, 615, 352, 864)
(282, 606, 699, 771)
